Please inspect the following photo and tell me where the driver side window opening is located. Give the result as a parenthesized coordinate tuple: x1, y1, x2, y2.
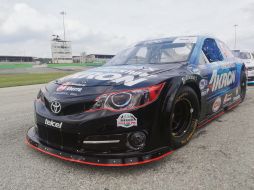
(202, 38, 224, 63)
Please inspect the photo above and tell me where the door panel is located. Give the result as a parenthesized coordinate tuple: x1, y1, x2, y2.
(198, 38, 237, 116)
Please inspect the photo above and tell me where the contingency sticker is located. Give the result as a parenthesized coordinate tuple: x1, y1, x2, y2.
(182, 75, 197, 84)
(223, 93, 232, 104)
(117, 113, 137, 128)
(212, 97, 222, 113)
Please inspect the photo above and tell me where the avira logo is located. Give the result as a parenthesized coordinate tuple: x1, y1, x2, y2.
(56, 82, 82, 92)
(209, 70, 236, 92)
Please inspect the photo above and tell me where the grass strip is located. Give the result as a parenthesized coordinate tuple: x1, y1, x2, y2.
(0, 72, 73, 88)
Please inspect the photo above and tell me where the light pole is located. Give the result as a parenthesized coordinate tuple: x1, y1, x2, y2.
(233, 24, 238, 49)
(60, 11, 66, 41)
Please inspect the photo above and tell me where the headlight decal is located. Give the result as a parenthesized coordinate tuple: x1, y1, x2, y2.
(88, 82, 165, 112)
(110, 92, 132, 108)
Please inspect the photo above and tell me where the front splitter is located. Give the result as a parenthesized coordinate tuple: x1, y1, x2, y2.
(26, 127, 173, 167)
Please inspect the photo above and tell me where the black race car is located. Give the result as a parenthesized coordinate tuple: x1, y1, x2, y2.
(26, 36, 246, 166)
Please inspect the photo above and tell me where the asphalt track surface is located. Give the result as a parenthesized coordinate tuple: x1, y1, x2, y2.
(0, 84, 253, 190)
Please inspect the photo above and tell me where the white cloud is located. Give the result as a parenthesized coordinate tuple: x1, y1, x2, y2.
(0, 0, 254, 57)
(2, 4, 47, 34)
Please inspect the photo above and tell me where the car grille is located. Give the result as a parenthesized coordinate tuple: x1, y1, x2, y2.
(37, 124, 129, 154)
(37, 124, 81, 150)
(44, 97, 94, 115)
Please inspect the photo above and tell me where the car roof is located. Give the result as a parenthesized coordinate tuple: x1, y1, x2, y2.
(240, 51, 252, 54)
(135, 35, 215, 46)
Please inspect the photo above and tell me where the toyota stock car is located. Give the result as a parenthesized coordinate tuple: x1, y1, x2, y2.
(26, 36, 247, 166)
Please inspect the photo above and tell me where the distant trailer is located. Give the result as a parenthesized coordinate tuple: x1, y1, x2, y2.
(85, 54, 115, 62)
(0, 56, 34, 63)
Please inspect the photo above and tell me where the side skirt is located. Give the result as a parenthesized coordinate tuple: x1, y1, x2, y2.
(197, 99, 241, 128)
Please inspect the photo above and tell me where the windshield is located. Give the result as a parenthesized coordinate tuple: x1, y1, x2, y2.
(106, 41, 194, 66)
(239, 52, 251, 59)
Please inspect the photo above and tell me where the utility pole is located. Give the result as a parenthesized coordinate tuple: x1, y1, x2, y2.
(233, 24, 238, 49)
(60, 11, 66, 41)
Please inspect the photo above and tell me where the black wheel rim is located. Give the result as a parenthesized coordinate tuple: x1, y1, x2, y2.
(171, 98, 193, 137)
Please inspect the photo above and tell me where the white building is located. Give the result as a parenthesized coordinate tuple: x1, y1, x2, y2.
(51, 36, 73, 63)
(80, 52, 87, 63)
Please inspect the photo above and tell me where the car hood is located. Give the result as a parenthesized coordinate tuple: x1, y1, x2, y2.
(244, 60, 254, 68)
(46, 64, 184, 98)
(56, 64, 183, 86)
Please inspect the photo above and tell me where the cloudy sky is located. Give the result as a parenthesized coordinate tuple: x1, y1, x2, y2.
(0, 0, 254, 57)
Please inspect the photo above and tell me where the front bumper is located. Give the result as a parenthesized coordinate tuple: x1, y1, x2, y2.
(26, 127, 173, 166)
(247, 81, 254, 85)
(247, 70, 254, 84)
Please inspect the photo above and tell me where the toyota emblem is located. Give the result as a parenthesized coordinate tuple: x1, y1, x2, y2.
(50, 101, 61, 114)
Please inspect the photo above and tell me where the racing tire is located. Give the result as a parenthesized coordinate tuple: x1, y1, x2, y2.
(167, 86, 200, 149)
(240, 70, 247, 101)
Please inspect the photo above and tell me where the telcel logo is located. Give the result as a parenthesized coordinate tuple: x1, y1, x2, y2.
(45, 119, 62, 128)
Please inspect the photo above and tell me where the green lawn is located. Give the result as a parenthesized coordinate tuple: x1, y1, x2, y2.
(47, 62, 105, 67)
(0, 72, 73, 88)
(0, 62, 105, 69)
(0, 63, 33, 69)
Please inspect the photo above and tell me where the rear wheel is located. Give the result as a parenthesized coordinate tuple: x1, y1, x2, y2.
(167, 86, 200, 149)
(240, 70, 247, 101)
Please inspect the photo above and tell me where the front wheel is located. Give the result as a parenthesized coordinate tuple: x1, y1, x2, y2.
(166, 86, 200, 149)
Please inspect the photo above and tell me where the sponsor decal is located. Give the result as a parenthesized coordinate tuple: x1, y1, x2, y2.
(45, 119, 62, 128)
(209, 70, 236, 92)
(56, 82, 82, 93)
(212, 97, 222, 112)
(199, 79, 208, 90)
(233, 95, 241, 101)
(220, 62, 235, 69)
(57, 84, 67, 92)
(199, 79, 209, 96)
(182, 75, 197, 84)
(235, 87, 239, 95)
(117, 113, 137, 128)
(223, 93, 232, 104)
(61, 67, 158, 87)
(54, 91, 69, 96)
(201, 89, 209, 96)
(64, 86, 82, 92)
(50, 100, 61, 114)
